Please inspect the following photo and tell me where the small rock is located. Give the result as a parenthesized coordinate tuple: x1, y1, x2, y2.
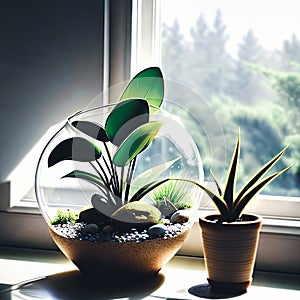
(161, 218, 170, 225)
(148, 224, 167, 236)
(157, 197, 177, 218)
(79, 207, 108, 224)
(102, 225, 115, 233)
(131, 228, 138, 232)
(111, 201, 162, 231)
(111, 201, 161, 224)
(82, 223, 99, 234)
(170, 210, 190, 224)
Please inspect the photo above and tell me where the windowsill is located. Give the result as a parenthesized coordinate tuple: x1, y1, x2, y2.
(6, 200, 300, 236)
(197, 209, 300, 235)
(5, 199, 40, 215)
(3, 203, 300, 256)
(0, 246, 299, 299)
(1, 205, 299, 275)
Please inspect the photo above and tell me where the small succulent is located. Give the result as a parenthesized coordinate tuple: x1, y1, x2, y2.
(191, 131, 290, 222)
(150, 180, 194, 217)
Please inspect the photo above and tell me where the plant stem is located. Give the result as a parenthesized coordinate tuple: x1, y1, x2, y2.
(103, 142, 119, 196)
(95, 160, 111, 186)
(113, 165, 120, 196)
(102, 155, 113, 178)
(89, 162, 110, 190)
(124, 157, 137, 203)
(119, 166, 125, 202)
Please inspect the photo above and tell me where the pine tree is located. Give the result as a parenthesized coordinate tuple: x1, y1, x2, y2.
(190, 14, 208, 52)
(188, 14, 210, 99)
(233, 30, 265, 104)
(281, 34, 300, 70)
(189, 10, 233, 100)
(161, 19, 186, 83)
(205, 9, 232, 96)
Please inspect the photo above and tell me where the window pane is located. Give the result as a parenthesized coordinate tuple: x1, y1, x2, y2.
(160, 0, 300, 197)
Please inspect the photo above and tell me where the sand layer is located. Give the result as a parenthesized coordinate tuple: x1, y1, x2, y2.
(49, 225, 190, 277)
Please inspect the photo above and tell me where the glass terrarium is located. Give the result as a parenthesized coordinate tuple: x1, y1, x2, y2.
(36, 102, 203, 228)
(34, 67, 204, 276)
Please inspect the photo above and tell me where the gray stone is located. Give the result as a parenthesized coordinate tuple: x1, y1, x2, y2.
(170, 210, 190, 224)
(148, 224, 167, 236)
(82, 223, 99, 234)
(102, 225, 115, 233)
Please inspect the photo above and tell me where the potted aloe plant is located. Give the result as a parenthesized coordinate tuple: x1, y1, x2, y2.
(191, 132, 290, 294)
(35, 67, 203, 277)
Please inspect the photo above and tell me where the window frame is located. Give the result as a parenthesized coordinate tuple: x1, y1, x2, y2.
(0, 0, 299, 275)
(4, 0, 298, 220)
(130, 0, 300, 273)
(131, 0, 300, 221)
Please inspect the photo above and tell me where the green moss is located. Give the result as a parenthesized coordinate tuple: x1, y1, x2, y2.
(50, 209, 79, 225)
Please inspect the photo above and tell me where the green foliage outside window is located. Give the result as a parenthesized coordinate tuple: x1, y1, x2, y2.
(161, 9, 300, 197)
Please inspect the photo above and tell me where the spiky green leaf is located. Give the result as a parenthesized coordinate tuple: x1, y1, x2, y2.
(223, 133, 240, 210)
(234, 146, 288, 205)
(210, 170, 223, 196)
(130, 156, 181, 194)
(130, 178, 230, 219)
(130, 178, 171, 203)
(232, 166, 291, 220)
(179, 179, 230, 219)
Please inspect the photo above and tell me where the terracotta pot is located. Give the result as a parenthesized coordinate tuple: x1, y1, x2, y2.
(49, 226, 190, 277)
(199, 214, 262, 293)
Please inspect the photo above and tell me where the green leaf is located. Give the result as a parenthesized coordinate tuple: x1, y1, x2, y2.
(130, 156, 181, 194)
(223, 132, 240, 210)
(178, 179, 230, 220)
(62, 170, 106, 189)
(210, 170, 223, 196)
(232, 166, 291, 220)
(105, 98, 150, 146)
(119, 67, 164, 109)
(72, 121, 109, 142)
(48, 137, 102, 167)
(234, 146, 288, 206)
(130, 178, 171, 203)
(130, 178, 230, 220)
(113, 121, 163, 167)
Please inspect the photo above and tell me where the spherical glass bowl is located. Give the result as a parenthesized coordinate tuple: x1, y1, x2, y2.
(35, 102, 204, 276)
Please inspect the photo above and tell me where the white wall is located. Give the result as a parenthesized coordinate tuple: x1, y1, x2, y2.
(0, 0, 104, 189)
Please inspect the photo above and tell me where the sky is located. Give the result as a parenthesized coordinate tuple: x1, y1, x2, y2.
(161, 0, 300, 55)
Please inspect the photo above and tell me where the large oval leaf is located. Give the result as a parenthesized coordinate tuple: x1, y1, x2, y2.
(72, 121, 109, 142)
(119, 67, 164, 109)
(113, 121, 163, 167)
(48, 137, 102, 167)
(105, 98, 149, 146)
